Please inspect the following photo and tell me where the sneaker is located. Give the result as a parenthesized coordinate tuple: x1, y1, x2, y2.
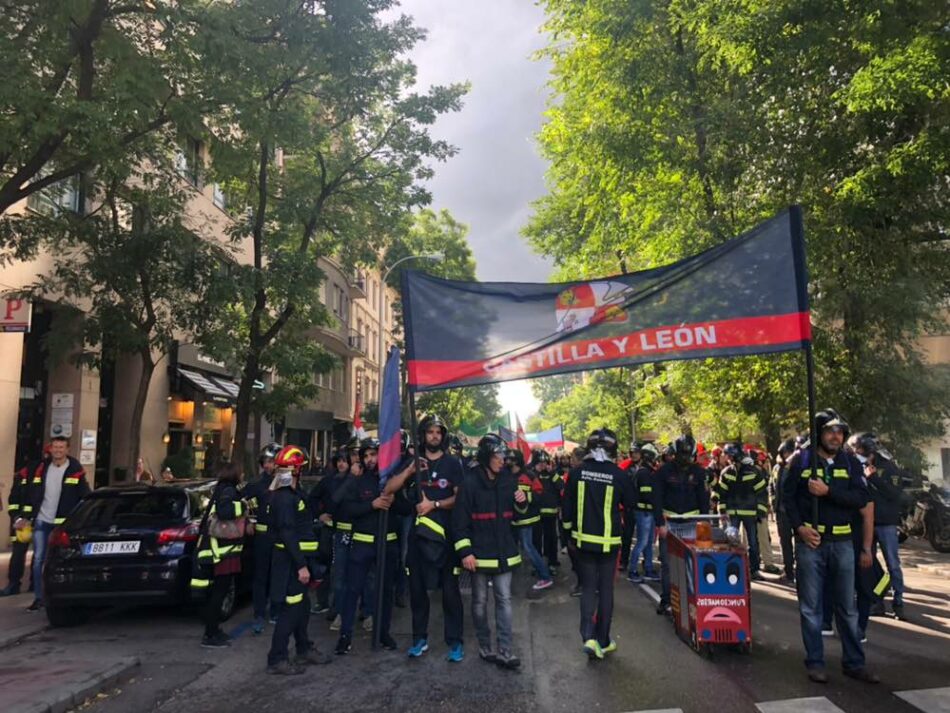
(0, 585, 20, 597)
(549, 565, 560, 576)
(334, 635, 352, 655)
(532, 579, 554, 591)
(478, 646, 497, 664)
(583, 639, 604, 660)
(201, 632, 231, 649)
(843, 667, 880, 684)
(329, 614, 342, 631)
(496, 649, 520, 669)
(627, 574, 644, 584)
(820, 627, 834, 637)
(751, 571, 766, 582)
(860, 632, 868, 644)
(763, 564, 782, 575)
(570, 584, 582, 598)
(892, 602, 907, 620)
(380, 634, 398, 651)
(311, 603, 330, 614)
(777, 575, 796, 586)
(267, 660, 305, 675)
(644, 573, 660, 582)
(807, 668, 829, 684)
(325, 609, 337, 622)
(294, 647, 333, 666)
(869, 601, 887, 617)
(362, 616, 374, 632)
(268, 616, 278, 625)
(407, 638, 429, 658)
(446, 643, 464, 663)
(601, 640, 617, 655)
(26, 599, 42, 612)
(656, 601, 671, 616)
(252, 617, 265, 635)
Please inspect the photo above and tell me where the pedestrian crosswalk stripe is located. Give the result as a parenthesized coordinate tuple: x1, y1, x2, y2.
(756, 697, 846, 713)
(895, 687, 950, 713)
(638, 582, 661, 604)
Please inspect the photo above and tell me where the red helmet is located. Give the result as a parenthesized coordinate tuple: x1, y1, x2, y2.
(274, 445, 309, 473)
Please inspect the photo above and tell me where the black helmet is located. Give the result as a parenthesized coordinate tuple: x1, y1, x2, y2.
(586, 427, 619, 458)
(640, 443, 660, 464)
(418, 414, 448, 452)
(259, 442, 282, 465)
(400, 429, 412, 455)
(477, 434, 508, 469)
(674, 434, 697, 461)
(847, 432, 878, 456)
(446, 434, 463, 456)
(777, 438, 796, 457)
(723, 442, 743, 462)
(815, 408, 850, 439)
(506, 448, 525, 469)
(630, 443, 642, 454)
(344, 436, 361, 453)
(358, 437, 381, 460)
(529, 447, 551, 467)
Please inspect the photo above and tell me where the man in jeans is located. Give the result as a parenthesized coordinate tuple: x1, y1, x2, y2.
(27, 436, 90, 611)
(782, 409, 879, 684)
(454, 434, 528, 669)
(627, 443, 660, 582)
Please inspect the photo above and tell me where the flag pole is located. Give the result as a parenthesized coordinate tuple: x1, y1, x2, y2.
(804, 342, 820, 526)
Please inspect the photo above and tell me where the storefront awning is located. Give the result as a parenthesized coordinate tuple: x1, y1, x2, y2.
(177, 368, 239, 405)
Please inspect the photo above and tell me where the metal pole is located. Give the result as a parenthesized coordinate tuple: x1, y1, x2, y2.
(804, 343, 819, 525)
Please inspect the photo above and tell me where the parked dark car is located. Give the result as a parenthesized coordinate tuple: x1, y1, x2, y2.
(43, 479, 253, 627)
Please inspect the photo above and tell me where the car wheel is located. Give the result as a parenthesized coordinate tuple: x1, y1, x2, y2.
(46, 605, 87, 628)
(928, 527, 950, 554)
(219, 577, 237, 621)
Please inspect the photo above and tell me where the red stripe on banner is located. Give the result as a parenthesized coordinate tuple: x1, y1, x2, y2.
(378, 435, 401, 478)
(408, 311, 810, 388)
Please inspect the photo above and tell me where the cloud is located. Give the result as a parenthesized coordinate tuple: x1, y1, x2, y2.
(395, 0, 554, 283)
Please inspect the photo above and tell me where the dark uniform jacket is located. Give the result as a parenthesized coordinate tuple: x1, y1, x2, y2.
(7, 464, 33, 533)
(453, 464, 527, 573)
(270, 486, 319, 570)
(537, 470, 563, 517)
(29, 456, 90, 525)
(243, 471, 273, 535)
(562, 458, 637, 553)
(716, 461, 768, 518)
(512, 470, 542, 528)
(653, 461, 710, 526)
(337, 468, 410, 547)
(633, 465, 657, 512)
(782, 449, 869, 541)
(408, 453, 463, 543)
(190, 481, 244, 592)
(867, 458, 903, 527)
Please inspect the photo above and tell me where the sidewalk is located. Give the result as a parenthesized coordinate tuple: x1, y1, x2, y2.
(0, 654, 140, 713)
(0, 593, 46, 650)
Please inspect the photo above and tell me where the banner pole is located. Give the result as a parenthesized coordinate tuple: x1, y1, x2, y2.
(804, 342, 820, 526)
(372, 349, 394, 650)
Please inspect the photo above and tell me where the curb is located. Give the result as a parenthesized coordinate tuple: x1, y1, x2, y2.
(0, 621, 47, 650)
(10, 656, 140, 713)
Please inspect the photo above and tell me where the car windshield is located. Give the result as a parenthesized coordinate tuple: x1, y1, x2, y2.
(69, 491, 188, 529)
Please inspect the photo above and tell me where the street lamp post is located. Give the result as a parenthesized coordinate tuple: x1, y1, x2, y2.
(375, 252, 443, 410)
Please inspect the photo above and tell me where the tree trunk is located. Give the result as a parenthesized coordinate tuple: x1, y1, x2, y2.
(233, 352, 261, 477)
(129, 350, 155, 481)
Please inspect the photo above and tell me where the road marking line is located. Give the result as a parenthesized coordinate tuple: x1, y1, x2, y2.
(895, 687, 950, 713)
(638, 583, 660, 604)
(618, 709, 683, 713)
(756, 697, 846, 713)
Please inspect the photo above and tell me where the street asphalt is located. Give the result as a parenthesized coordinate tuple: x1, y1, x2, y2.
(0, 534, 947, 713)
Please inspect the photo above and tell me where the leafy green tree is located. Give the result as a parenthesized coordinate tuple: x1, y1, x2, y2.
(0, 0, 211, 218)
(528, 0, 950, 467)
(197, 1, 467, 470)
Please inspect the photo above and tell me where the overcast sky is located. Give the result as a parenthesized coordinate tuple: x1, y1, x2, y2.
(396, 0, 554, 284)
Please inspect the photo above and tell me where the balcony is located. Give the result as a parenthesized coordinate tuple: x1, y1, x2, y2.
(349, 270, 367, 299)
(347, 329, 366, 355)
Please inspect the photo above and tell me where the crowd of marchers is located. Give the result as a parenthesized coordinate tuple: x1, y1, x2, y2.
(2, 408, 908, 684)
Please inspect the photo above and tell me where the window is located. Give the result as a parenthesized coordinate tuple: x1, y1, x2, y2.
(27, 173, 81, 216)
(175, 138, 202, 187)
(212, 183, 227, 210)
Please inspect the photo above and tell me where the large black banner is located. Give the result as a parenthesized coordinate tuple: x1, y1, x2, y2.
(402, 208, 810, 392)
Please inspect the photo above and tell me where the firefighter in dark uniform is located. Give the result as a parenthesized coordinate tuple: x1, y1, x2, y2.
(627, 443, 660, 582)
(618, 445, 642, 571)
(384, 415, 465, 661)
(716, 442, 768, 580)
(334, 438, 411, 655)
(244, 442, 281, 633)
(654, 434, 709, 615)
(266, 445, 332, 674)
(782, 409, 878, 684)
(453, 434, 528, 669)
(562, 428, 637, 660)
(2, 454, 42, 596)
(532, 448, 562, 573)
(510, 449, 553, 590)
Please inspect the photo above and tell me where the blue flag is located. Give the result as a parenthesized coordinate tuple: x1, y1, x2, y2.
(378, 347, 402, 485)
